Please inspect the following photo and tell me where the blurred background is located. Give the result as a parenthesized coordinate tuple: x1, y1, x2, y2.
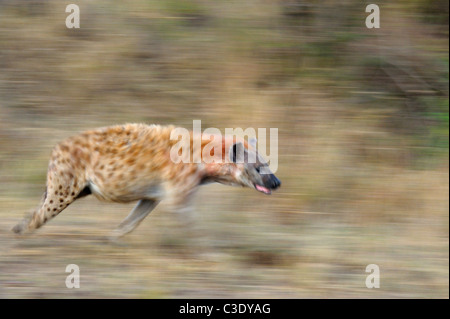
(0, 0, 448, 298)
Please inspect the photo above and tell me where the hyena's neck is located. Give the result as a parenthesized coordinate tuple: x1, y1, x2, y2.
(199, 162, 238, 185)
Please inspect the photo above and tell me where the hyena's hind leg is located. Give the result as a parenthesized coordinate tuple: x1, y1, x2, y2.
(12, 166, 88, 234)
(110, 199, 159, 240)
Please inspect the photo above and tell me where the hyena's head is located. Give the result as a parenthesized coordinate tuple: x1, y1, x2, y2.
(228, 141, 281, 195)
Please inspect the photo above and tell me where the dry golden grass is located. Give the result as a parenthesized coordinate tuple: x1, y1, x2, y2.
(0, 0, 448, 298)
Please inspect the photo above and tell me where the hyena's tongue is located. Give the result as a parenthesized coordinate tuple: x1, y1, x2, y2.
(255, 184, 271, 195)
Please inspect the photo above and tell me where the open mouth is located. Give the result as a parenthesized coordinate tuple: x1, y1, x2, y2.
(254, 183, 272, 195)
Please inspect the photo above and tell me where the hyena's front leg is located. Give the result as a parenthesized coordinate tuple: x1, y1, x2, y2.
(165, 186, 202, 242)
(110, 199, 159, 239)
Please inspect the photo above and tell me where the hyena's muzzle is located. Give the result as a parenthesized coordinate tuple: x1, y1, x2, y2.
(228, 141, 281, 195)
(254, 172, 281, 195)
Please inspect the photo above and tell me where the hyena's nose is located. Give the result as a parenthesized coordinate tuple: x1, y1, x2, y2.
(270, 176, 281, 189)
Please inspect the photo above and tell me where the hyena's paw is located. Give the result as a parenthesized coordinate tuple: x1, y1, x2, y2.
(107, 233, 130, 247)
(12, 219, 28, 235)
(11, 213, 33, 235)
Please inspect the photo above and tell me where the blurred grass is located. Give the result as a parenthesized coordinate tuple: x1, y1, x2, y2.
(0, 0, 448, 298)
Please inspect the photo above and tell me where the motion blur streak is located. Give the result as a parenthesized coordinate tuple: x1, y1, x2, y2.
(0, 0, 448, 298)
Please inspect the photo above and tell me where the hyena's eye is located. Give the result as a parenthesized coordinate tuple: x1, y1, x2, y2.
(255, 166, 261, 173)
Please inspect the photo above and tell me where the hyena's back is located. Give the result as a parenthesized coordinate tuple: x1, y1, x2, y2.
(54, 124, 179, 200)
(13, 124, 184, 234)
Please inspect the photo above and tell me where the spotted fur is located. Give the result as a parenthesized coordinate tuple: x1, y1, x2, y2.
(12, 124, 280, 237)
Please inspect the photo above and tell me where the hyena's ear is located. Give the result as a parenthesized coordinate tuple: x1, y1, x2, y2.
(229, 142, 245, 163)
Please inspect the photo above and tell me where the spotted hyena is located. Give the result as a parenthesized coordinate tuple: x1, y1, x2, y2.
(12, 124, 281, 237)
